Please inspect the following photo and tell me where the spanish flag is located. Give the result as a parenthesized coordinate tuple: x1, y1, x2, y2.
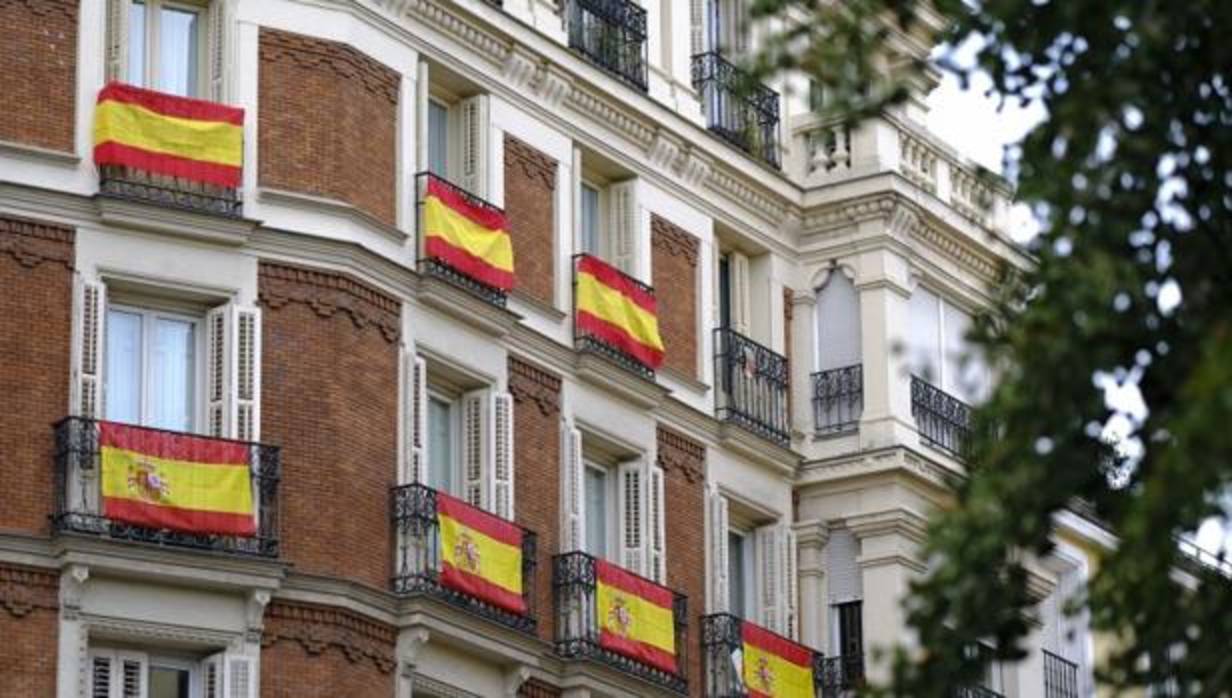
(595, 560, 677, 673)
(93, 82, 244, 187)
(99, 422, 255, 536)
(437, 492, 526, 614)
(741, 622, 815, 698)
(422, 177, 515, 291)
(575, 255, 665, 369)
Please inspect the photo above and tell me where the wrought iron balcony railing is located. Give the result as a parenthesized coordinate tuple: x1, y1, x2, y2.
(953, 686, 1005, 698)
(819, 653, 866, 697)
(391, 482, 538, 634)
(691, 52, 782, 169)
(415, 171, 510, 308)
(1043, 650, 1080, 698)
(51, 417, 280, 557)
(812, 365, 863, 435)
(911, 375, 972, 458)
(573, 254, 658, 380)
(99, 165, 243, 217)
(565, 0, 648, 91)
(554, 551, 688, 693)
(702, 613, 829, 697)
(715, 327, 790, 445)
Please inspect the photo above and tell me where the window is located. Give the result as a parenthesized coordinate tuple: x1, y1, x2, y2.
(126, 0, 207, 98)
(907, 286, 989, 402)
(105, 305, 199, 433)
(574, 163, 637, 274)
(427, 100, 449, 178)
(815, 271, 861, 371)
(426, 394, 458, 495)
(704, 0, 748, 56)
(584, 462, 613, 559)
(718, 253, 732, 329)
(422, 90, 488, 195)
(579, 183, 602, 256)
(90, 647, 253, 698)
(831, 600, 866, 684)
(728, 529, 755, 617)
(965, 642, 1004, 694)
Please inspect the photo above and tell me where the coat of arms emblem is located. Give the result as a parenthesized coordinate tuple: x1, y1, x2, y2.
(453, 531, 482, 573)
(126, 460, 170, 503)
(607, 595, 633, 636)
(754, 655, 775, 692)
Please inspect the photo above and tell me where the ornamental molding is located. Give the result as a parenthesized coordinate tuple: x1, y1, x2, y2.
(656, 426, 705, 485)
(648, 130, 683, 171)
(0, 214, 74, 270)
(502, 44, 539, 93)
(533, 63, 573, 110)
(707, 166, 789, 224)
(262, 601, 397, 674)
(258, 261, 401, 343)
(675, 147, 714, 189)
(650, 215, 700, 267)
(0, 563, 58, 618)
(378, 0, 509, 67)
(259, 27, 399, 105)
(85, 614, 237, 647)
(565, 85, 655, 149)
(504, 135, 558, 192)
(507, 356, 561, 417)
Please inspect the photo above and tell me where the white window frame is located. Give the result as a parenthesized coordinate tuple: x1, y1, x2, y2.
(425, 389, 463, 498)
(908, 284, 989, 402)
(127, 0, 210, 97)
(149, 654, 202, 697)
(426, 96, 450, 179)
(583, 459, 618, 562)
(578, 179, 605, 258)
(105, 302, 204, 433)
(728, 527, 756, 618)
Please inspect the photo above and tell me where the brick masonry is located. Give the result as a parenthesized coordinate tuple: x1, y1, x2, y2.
(508, 355, 561, 643)
(0, 216, 74, 536)
(651, 215, 700, 378)
(504, 135, 558, 305)
(0, 0, 76, 152)
(259, 262, 400, 590)
(258, 28, 399, 227)
(261, 600, 395, 698)
(0, 563, 59, 697)
(656, 426, 706, 697)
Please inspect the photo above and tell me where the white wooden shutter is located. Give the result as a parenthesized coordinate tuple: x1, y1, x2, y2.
(491, 392, 514, 520)
(708, 486, 730, 613)
(203, 653, 223, 698)
(206, 305, 230, 437)
(461, 389, 488, 509)
(826, 529, 863, 604)
(783, 526, 799, 639)
(756, 524, 783, 631)
(729, 251, 752, 335)
(454, 95, 490, 197)
(617, 459, 646, 575)
(206, 0, 230, 102)
(607, 180, 638, 275)
(90, 651, 113, 698)
(205, 302, 260, 439)
(234, 306, 260, 441)
(560, 422, 585, 552)
(72, 277, 106, 419)
(647, 463, 666, 583)
(690, 0, 708, 55)
(404, 353, 428, 484)
(104, 0, 131, 83)
(89, 650, 149, 698)
(224, 656, 255, 698)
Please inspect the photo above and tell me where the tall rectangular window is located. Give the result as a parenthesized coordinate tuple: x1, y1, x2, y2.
(126, 1, 206, 98)
(428, 100, 449, 178)
(584, 463, 609, 559)
(728, 529, 754, 617)
(105, 306, 197, 433)
(426, 396, 455, 495)
(718, 253, 732, 329)
(579, 183, 602, 256)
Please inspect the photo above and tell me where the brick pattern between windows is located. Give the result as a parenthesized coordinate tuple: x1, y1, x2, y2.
(258, 262, 400, 591)
(258, 28, 399, 227)
(508, 355, 562, 643)
(0, 0, 76, 152)
(504, 135, 558, 305)
(651, 215, 701, 378)
(656, 425, 706, 697)
(0, 216, 73, 535)
(0, 564, 59, 697)
(260, 601, 395, 697)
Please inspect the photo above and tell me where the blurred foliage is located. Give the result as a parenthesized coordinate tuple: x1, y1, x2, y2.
(750, 0, 1232, 695)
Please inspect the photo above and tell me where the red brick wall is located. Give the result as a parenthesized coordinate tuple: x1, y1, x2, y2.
(508, 356, 561, 642)
(0, 564, 59, 698)
(0, 216, 74, 535)
(504, 135, 557, 305)
(0, 0, 76, 152)
(259, 29, 399, 227)
(259, 262, 400, 590)
(651, 216, 700, 378)
(657, 426, 706, 697)
(260, 601, 395, 698)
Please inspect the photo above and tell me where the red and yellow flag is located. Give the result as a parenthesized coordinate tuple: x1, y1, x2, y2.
(93, 82, 244, 187)
(742, 622, 816, 698)
(437, 492, 526, 614)
(99, 422, 255, 536)
(575, 255, 665, 369)
(595, 559, 677, 673)
(422, 177, 515, 290)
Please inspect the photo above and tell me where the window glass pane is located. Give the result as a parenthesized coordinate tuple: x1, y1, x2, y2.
(157, 7, 199, 97)
(943, 302, 984, 401)
(718, 255, 732, 329)
(105, 310, 143, 425)
(584, 465, 607, 558)
(815, 273, 862, 370)
(427, 398, 453, 494)
(128, 1, 147, 86)
(580, 184, 601, 255)
(149, 317, 194, 432)
(428, 101, 449, 178)
(728, 531, 744, 617)
(907, 286, 941, 382)
(149, 665, 190, 698)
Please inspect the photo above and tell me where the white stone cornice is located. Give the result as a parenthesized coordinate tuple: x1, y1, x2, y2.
(707, 166, 790, 224)
(647, 130, 682, 171)
(502, 44, 539, 92)
(565, 85, 655, 148)
(534, 62, 573, 109)
(675, 146, 713, 189)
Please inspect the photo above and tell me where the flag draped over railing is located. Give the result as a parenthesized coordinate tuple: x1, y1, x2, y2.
(422, 176, 515, 291)
(93, 82, 244, 187)
(595, 559, 677, 673)
(741, 622, 815, 698)
(437, 491, 526, 614)
(575, 254, 665, 369)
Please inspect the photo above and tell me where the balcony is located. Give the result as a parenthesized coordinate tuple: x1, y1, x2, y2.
(953, 687, 1005, 698)
(714, 327, 790, 445)
(573, 254, 661, 380)
(910, 376, 973, 457)
(819, 653, 866, 696)
(702, 613, 833, 697)
(554, 551, 688, 693)
(391, 482, 538, 634)
(1043, 650, 1080, 698)
(692, 52, 782, 169)
(812, 365, 863, 436)
(565, 0, 648, 91)
(415, 171, 511, 308)
(51, 417, 280, 557)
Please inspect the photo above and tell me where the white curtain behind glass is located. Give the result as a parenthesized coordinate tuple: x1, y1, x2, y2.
(157, 7, 199, 97)
(907, 286, 941, 383)
(428, 102, 449, 178)
(814, 272, 862, 371)
(105, 310, 143, 424)
(149, 318, 193, 432)
(584, 465, 608, 558)
(427, 398, 453, 495)
(127, 2, 147, 86)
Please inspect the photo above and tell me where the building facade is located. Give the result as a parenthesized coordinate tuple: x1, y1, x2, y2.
(0, 1, 1098, 697)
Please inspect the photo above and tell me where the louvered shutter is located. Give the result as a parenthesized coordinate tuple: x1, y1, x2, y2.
(454, 95, 490, 197)
(756, 524, 783, 631)
(203, 654, 223, 698)
(90, 652, 113, 698)
(205, 303, 260, 439)
(205, 305, 229, 437)
(90, 650, 149, 698)
(617, 459, 646, 575)
(491, 392, 514, 520)
(783, 526, 799, 639)
(708, 487, 730, 613)
(729, 251, 752, 335)
(72, 277, 106, 419)
(647, 464, 666, 583)
(233, 306, 260, 441)
(105, 0, 131, 83)
(225, 656, 255, 698)
(827, 529, 863, 604)
(461, 389, 488, 509)
(607, 180, 638, 275)
(560, 422, 585, 552)
(404, 353, 428, 484)
(690, 0, 707, 55)
(206, 0, 230, 102)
